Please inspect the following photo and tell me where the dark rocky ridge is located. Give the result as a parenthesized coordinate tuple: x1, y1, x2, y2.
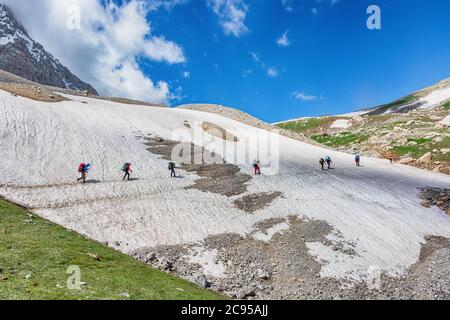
(0, 3, 97, 94)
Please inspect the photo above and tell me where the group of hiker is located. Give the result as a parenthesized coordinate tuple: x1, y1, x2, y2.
(319, 154, 361, 170)
(77, 161, 179, 183)
(77, 162, 134, 184)
(76, 154, 364, 183)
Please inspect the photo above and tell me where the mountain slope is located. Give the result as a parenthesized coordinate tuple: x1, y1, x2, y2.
(0, 89, 449, 298)
(365, 78, 450, 116)
(276, 79, 450, 174)
(0, 3, 97, 94)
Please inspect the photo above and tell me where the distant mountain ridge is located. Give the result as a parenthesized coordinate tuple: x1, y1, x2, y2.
(0, 3, 97, 94)
(276, 78, 450, 124)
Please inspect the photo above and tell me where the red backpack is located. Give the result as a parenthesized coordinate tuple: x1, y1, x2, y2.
(78, 163, 86, 173)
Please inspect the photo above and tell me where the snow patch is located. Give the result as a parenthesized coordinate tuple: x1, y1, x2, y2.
(0, 34, 14, 45)
(185, 247, 226, 278)
(419, 87, 450, 109)
(440, 115, 450, 126)
(330, 119, 352, 129)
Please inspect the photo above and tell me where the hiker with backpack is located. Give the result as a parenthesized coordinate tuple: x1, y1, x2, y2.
(319, 158, 325, 170)
(77, 163, 91, 183)
(325, 156, 333, 170)
(122, 163, 132, 181)
(253, 160, 261, 175)
(169, 162, 177, 178)
(355, 154, 361, 167)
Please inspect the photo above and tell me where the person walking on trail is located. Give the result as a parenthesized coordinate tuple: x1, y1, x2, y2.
(122, 163, 132, 181)
(253, 160, 261, 175)
(325, 156, 333, 170)
(169, 162, 177, 178)
(355, 154, 361, 167)
(319, 158, 325, 170)
(77, 163, 90, 183)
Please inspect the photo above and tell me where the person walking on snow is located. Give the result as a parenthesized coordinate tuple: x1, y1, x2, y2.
(355, 154, 361, 167)
(319, 158, 325, 170)
(325, 156, 333, 170)
(77, 163, 91, 183)
(253, 160, 261, 175)
(168, 162, 177, 178)
(122, 163, 132, 181)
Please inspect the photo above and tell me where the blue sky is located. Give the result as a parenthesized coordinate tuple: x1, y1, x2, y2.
(136, 0, 450, 122)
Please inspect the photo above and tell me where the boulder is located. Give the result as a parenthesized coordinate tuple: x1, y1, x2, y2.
(192, 273, 211, 289)
(157, 258, 173, 271)
(237, 285, 256, 299)
(257, 269, 271, 280)
(417, 152, 433, 164)
(398, 157, 414, 165)
(421, 201, 431, 208)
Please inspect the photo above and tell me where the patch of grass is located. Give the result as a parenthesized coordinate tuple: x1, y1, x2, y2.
(312, 132, 369, 148)
(276, 118, 321, 133)
(407, 138, 432, 145)
(392, 137, 450, 161)
(377, 120, 408, 131)
(0, 199, 223, 300)
(431, 137, 450, 162)
(442, 101, 450, 110)
(392, 145, 424, 158)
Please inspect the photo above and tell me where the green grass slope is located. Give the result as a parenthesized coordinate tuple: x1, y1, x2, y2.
(0, 199, 222, 300)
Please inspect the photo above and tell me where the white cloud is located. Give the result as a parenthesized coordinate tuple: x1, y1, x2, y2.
(250, 52, 263, 66)
(266, 67, 279, 78)
(276, 30, 290, 47)
(242, 68, 252, 77)
(207, 0, 249, 38)
(281, 0, 293, 12)
(250, 52, 279, 78)
(282, 0, 340, 13)
(147, 0, 188, 11)
(2, 0, 186, 104)
(290, 91, 323, 102)
(144, 36, 185, 64)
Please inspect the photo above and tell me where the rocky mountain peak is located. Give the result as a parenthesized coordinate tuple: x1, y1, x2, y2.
(0, 3, 98, 94)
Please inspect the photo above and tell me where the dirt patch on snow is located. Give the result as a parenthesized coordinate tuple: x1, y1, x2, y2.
(233, 192, 283, 213)
(143, 135, 252, 197)
(202, 122, 239, 142)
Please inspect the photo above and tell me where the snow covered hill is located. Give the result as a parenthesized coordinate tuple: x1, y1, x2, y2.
(0, 89, 449, 297)
(0, 3, 97, 94)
